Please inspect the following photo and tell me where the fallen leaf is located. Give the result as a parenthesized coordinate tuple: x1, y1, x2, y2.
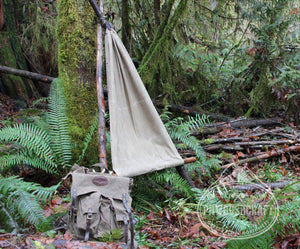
(146, 211, 154, 220)
(64, 232, 73, 242)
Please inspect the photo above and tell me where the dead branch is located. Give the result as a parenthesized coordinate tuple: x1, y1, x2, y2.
(222, 145, 300, 168)
(235, 139, 299, 146)
(231, 181, 292, 191)
(0, 65, 55, 83)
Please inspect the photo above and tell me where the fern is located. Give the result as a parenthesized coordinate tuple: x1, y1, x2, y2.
(0, 176, 58, 232)
(225, 182, 300, 249)
(152, 168, 193, 198)
(76, 115, 98, 164)
(164, 112, 220, 177)
(47, 78, 72, 170)
(0, 78, 71, 175)
(165, 114, 209, 162)
(0, 152, 57, 174)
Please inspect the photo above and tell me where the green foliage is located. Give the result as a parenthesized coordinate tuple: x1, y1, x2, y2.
(164, 112, 221, 177)
(0, 78, 101, 233)
(97, 228, 123, 242)
(133, 111, 220, 208)
(226, 181, 300, 248)
(0, 78, 71, 175)
(0, 176, 58, 233)
(76, 115, 99, 164)
(19, 0, 58, 75)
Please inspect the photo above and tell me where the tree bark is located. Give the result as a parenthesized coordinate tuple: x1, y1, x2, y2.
(121, 0, 131, 52)
(57, 0, 99, 163)
(0, 0, 3, 30)
(154, 0, 161, 26)
(0, 0, 39, 99)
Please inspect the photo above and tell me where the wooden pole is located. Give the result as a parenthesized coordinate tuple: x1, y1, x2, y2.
(96, 0, 107, 168)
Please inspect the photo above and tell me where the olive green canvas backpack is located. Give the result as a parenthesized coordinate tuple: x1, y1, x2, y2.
(65, 164, 135, 248)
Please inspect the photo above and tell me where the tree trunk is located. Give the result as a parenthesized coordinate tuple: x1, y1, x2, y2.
(0, 0, 39, 99)
(154, 0, 160, 26)
(57, 0, 99, 163)
(121, 0, 131, 52)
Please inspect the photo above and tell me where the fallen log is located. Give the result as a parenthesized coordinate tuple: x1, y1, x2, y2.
(192, 117, 282, 136)
(153, 101, 229, 122)
(222, 145, 300, 168)
(0, 65, 55, 83)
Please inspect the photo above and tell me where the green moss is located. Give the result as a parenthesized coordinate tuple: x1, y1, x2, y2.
(57, 0, 99, 163)
(137, 0, 189, 101)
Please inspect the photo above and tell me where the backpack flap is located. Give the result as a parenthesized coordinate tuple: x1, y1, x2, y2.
(68, 168, 133, 242)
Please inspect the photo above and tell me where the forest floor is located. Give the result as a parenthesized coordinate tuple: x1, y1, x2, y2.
(0, 94, 299, 248)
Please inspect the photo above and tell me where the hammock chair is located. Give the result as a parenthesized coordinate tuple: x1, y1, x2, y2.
(88, 0, 194, 181)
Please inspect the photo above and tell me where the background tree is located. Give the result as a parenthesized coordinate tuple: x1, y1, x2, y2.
(56, 0, 99, 162)
(0, 0, 39, 98)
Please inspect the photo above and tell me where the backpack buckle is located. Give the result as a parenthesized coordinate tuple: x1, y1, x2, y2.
(84, 208, 93, 241)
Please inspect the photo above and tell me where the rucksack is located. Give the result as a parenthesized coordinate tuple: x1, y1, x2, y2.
(65, 164, 136, 248)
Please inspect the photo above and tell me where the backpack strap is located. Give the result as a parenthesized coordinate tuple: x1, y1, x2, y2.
(122, 193, 135, 249)
(84, 208, 93, 241)
(70, 189, 77, 222)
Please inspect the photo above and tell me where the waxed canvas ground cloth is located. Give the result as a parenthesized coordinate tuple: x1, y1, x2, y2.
(105, 29, 184, 177)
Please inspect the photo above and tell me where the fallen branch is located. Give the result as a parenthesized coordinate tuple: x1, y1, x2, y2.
(235, 139, 299, 146)
(0, 65, 55, 83)
(222, 145, 300, 168)
(231, 181, 291, 191)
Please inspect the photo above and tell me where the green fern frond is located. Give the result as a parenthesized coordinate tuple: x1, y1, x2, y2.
(76, 115, 98, 164)
(47, 78, 72, 169)
(0, 200, 20, 233)
(0, 176, 54, 232)
(150, 169, 193, 198)
(0, 123, 56, 168)
(0, 152, 57, 174)
(165, 115, 208, 162)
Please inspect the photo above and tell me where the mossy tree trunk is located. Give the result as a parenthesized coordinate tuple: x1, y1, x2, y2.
(0, 0, 39, 99)
(121, 0, 131, 52)
(57, 0, 99, 163)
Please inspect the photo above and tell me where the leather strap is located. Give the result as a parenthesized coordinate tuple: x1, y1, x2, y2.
(84, 208, 93, 241)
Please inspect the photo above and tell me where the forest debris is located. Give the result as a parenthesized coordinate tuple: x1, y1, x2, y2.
(192, 117, 282, 136)
(222, 145, 300, 168)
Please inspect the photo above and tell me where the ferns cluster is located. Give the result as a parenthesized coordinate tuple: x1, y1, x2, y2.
(226, 181, 300, 249)
(0, 78, 99, 233)
(194, 180, 300, 249)
(0, 78, 71, 175)
(133, 112, 220, 205)
(164, 113, 220, 177)
(0, 78, 72, 233)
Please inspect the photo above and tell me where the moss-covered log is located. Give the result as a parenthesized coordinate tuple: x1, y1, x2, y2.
(57, 0, 99, 162)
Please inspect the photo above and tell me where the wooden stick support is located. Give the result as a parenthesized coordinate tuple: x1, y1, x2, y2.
(184, 157, 197, 164)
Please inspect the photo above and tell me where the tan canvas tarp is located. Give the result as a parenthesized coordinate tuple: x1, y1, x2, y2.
(105, 29, 184, 177)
